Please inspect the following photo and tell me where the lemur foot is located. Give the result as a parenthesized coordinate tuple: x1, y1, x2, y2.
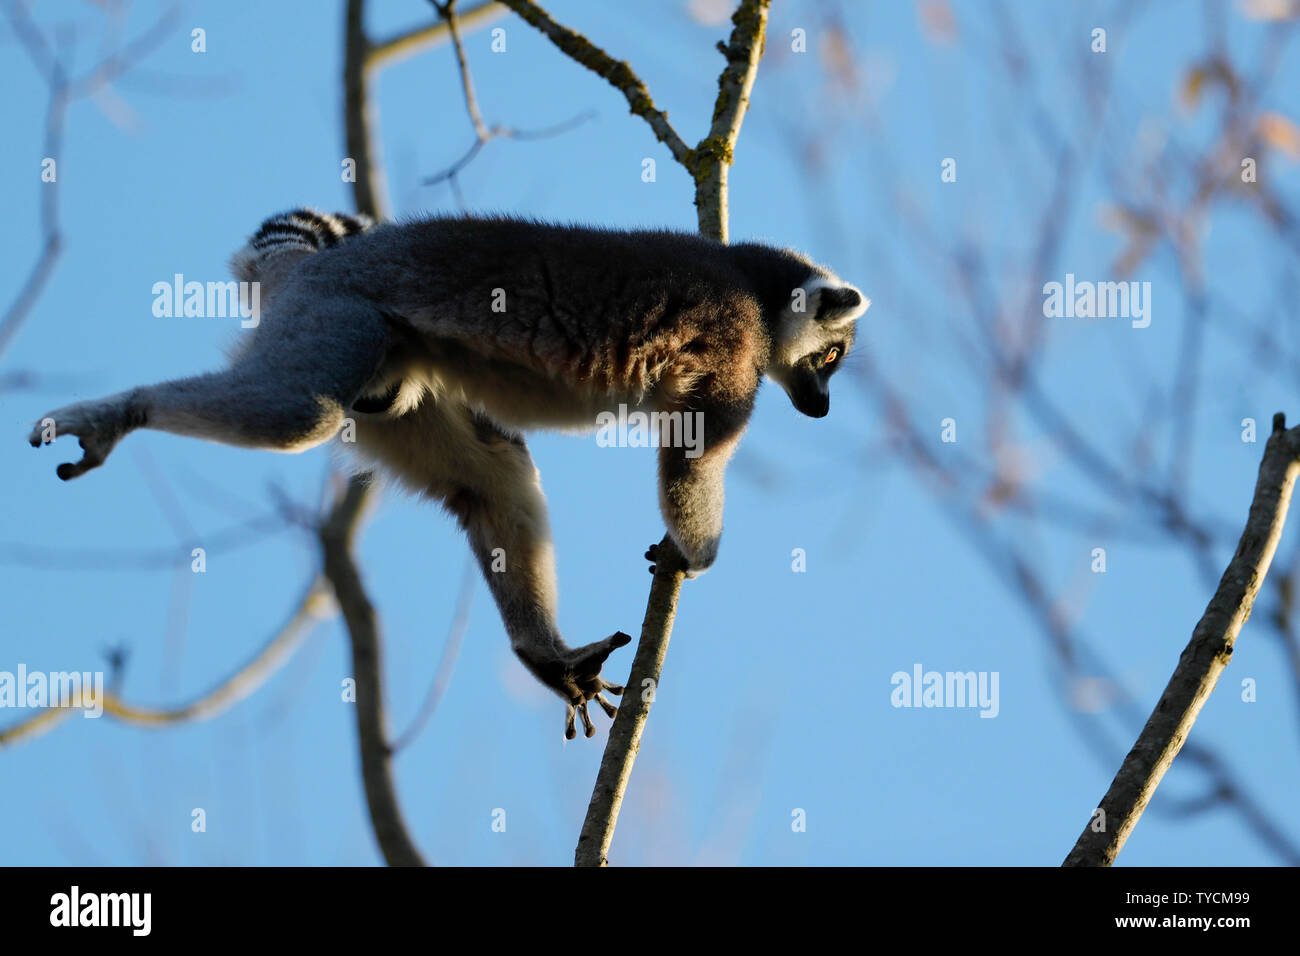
(536, 631, 630, 740)
(28, 396, 135, 480)
(646, 539, 695, 577)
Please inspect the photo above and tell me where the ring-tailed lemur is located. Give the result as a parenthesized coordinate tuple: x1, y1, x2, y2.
(29, 209, 868, 739)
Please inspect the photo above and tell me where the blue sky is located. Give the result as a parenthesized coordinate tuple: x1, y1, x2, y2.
(2, 0, 1298, 865)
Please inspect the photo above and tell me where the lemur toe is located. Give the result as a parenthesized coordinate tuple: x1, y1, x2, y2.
(577, 701, 596, 737)
(564, 703, 578, 740)
(593, 693, 618, 719)
(52, 438, 105, 480)
(600, 679, 624, 696)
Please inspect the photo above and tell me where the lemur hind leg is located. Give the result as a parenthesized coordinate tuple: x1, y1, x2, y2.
(29, 298, 391, 480)
(352, 396, 629, 739)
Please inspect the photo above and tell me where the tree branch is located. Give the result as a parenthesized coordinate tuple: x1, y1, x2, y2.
(421, 0, 594, 205)
(694, 0, 770, 241)
(367, 0, 505, 70)
(574, 534, 685, 865)
(336, 0, 438, 867)
(0, 0, 178, 358)
(496, 0, 695, 167)
(431, 0, 490, 140)
(562, 0, 771, 867)
(1064, 412, 1300, 866)
(319, 476, 425, 867)
(344, 0, 389, 221)
(0, 578, 329, 748)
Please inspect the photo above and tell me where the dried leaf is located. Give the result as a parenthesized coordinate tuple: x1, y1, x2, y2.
(1258, 112, 1300, 158)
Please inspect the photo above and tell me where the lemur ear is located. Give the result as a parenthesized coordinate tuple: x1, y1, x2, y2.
(816, 285, 869, 324)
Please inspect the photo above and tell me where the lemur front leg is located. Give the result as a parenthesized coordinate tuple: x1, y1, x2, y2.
(354, 400, 629, 738)
(28, 297, 391, 479)
(652, 400, 749, 578)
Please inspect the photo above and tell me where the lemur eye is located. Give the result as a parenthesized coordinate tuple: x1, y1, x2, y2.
(823, 347, 840, 366)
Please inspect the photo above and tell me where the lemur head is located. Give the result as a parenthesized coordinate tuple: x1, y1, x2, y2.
(768, 272, 869, 418)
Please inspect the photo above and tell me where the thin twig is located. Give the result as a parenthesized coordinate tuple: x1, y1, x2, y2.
(391, 559, 475, 753)
(421, 111, 595, 188)
(0, 511, 293, 570)
(431, 0, 490, 140)
(496, 0, 695, 167)
(0, 0, 179, 358)
(0, 578, 330, 748)
(422, 0, 594, 199)
(367, 0, 505, 69)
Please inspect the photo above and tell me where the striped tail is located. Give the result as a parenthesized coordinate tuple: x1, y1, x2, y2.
(230, 208, 374, 283)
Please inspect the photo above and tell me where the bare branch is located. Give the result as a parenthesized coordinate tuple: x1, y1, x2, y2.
(855, 343, 1300, 863)
(333, 0, 438, 867)
(0, 510, 293, 570)
(319, 476, 426, 867)
(344, 0, 390, 220)
(420, 0, 594, 200)
(694, 0, 771, 241)
(0, 3, 67, 358)
(1064, 413, 1300, 866)
(575, 535, 686, 866)
(496, 0, 694, 167)
(0, 0, 180, 358)
(391, 559, 475, 753)
(572, 0, 772, 866)
(367, 0, 505, 69)
(431, 0, 490, 140)
(0, 578, 329, 749)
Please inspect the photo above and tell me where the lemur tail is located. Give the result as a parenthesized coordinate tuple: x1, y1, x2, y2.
(230, 208, 374, 283)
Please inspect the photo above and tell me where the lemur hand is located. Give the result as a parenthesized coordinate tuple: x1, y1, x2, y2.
(526, 632, 631, 739)
(29, 396, 136, 480)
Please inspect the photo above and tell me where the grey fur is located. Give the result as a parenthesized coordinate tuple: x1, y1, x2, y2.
(29, 211, 867, 738)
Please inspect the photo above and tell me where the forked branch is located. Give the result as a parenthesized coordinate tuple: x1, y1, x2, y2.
(498, 0, 773, 866)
